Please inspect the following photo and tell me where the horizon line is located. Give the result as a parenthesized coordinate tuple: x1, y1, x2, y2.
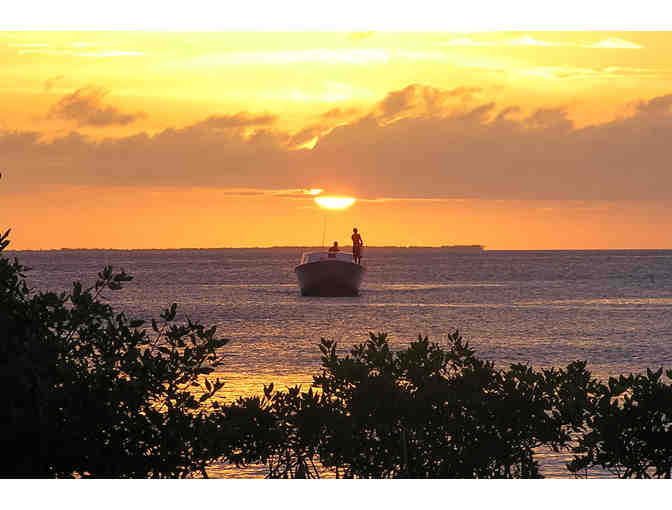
(6, 245, 672, 252)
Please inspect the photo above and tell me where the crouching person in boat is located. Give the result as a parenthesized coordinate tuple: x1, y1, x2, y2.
(328, 241, 340, 258)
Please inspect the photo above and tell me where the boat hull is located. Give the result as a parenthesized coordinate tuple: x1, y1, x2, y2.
(295, 260, 365, 296)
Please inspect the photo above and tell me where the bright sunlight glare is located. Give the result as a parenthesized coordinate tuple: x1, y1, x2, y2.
(314, 196, 356, 209)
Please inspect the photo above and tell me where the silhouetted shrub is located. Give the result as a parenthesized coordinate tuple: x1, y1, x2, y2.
(232, 331, 597, 478)
(1, 229, 232, 478)
(568, 368, 672, 478)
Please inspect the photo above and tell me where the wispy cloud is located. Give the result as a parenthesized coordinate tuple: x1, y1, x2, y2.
(438, 37, 489, 47)
(439, 36, 562, 47)
(586, 37, 643, 49)
(74, 50, 144, 57)
(509, 35, 560, 47)
(8, 42, 48, 47)
(16, 48, 144, 57)
(196, 113, 276, 129)
(320, 107, 361, 120)
(44, 75, 64, 91)
(439, 35, 643, 49)
(48, 86, 145, 126)
(288, 125, 325, 149)
(394, 50, 448, 60)
(375, 84, 483, 121)
(348, 31, 375, 41)
(269, 188, 325, 197)
(517, 65, 670, 80)
(197, 188, 313, 197)
(219, 49, 391, 65)
(194, 48, 447, 67)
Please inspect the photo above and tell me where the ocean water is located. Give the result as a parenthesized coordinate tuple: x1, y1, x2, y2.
(11, 248, 672, 478)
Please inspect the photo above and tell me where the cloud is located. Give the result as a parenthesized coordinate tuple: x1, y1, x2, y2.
(73, 51, 145, 57)
(375, 84, 482, 121)
(16, 49, 74, 56)
(508, 35, 560, 47)
(269, 188, 325, 198)
(4, 86, 672, 202)
(8, 42, 48, 47)
(511, 65, 669, 81)
(439, 38, 491, 47)
(44, 75, 64, 91)
(439, 35, 643, 50)
(634, 94, 672, 117)
(212, 49, 391, 65)
(587, 38, 643, 49)
(439, 36, 563, 48)
(524, 107, 573, 131)
(304, 92, 672, 200)
(320, 107, 361, 120)
(48, 86, 146, 126)
(196, 113, 276, 129)
(289, 125, 323, 148)
(16, 48, 144, 57)
(495, 106, 522, 122)
(182, 187, 318, 198)
(193, 49, 448, 68)
(348, 31, 375, 41)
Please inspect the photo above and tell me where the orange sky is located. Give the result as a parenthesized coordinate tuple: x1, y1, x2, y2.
(3, 30, 672, 249)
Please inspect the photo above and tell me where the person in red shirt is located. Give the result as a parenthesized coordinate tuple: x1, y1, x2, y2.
(351, 228, 363, 264)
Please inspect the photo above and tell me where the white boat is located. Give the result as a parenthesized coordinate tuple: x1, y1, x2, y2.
(294, 251, 365, 296)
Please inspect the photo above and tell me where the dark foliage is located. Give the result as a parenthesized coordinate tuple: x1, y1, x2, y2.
(1, 229, 232, 478)
(568, 368, 672, 478)
(231, 331, 598, 478)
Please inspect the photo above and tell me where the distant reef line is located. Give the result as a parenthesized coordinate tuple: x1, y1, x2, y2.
(8, 246, 672, 252)
(7, 245, 487, 252)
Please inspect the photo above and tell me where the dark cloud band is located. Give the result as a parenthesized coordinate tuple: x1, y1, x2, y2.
(3, 85, 672, 201)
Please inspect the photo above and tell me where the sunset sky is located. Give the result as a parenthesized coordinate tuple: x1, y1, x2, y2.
(3, 19, 672, 248)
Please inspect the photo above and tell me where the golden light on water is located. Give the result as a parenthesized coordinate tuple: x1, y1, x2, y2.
(305, 189, 323, 195)
(314, 196, 356, 209)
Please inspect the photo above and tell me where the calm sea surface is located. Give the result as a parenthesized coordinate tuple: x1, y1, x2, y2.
(11, 248, 672, 478)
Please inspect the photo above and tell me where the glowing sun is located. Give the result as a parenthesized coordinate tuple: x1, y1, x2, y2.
(314, 196, 356, 209)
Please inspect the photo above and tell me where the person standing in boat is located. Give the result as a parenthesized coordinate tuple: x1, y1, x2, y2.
(328, 241, 340, 258)
(351, 228, 363, 264)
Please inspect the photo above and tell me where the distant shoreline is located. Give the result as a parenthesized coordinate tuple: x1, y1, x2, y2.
(7, 246, 672, 253)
